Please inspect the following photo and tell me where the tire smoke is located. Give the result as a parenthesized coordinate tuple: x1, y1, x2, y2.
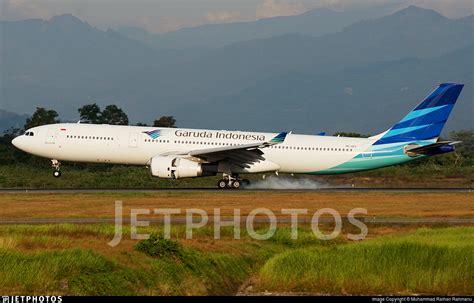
(247, 176, 346, 189)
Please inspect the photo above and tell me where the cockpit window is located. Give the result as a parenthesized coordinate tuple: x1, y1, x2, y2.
(24, 132, 35, 136)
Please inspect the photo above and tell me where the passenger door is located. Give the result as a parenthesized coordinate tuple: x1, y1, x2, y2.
(45, 128, 58, 144)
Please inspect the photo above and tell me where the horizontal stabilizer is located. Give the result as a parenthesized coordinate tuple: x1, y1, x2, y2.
(405, 141, 460, 157)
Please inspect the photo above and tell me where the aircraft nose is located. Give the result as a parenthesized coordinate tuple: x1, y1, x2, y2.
(11, 136, 24, 150)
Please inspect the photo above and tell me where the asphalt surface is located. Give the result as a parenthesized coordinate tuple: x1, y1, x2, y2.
(0, 217, 473, 225)
(0, 187, 472, 193)
(0, 187, 471, 225)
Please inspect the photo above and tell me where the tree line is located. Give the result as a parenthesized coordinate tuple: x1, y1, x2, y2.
(22, 104, 176, 132)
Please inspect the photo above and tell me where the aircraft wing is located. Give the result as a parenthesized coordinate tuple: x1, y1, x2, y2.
(169, 132, 288, 168)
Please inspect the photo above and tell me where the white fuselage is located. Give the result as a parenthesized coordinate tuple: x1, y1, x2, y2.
(12, 123, 374, 174)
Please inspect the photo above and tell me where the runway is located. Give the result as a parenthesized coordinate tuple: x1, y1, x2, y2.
(0, 187, 472, 193)
(0, 217, 473, 225)
(0, 188, 472, 225)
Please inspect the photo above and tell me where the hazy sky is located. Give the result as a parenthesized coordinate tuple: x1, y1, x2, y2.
(1, 0, 473, 33)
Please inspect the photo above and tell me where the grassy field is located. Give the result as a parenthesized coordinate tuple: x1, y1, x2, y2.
(0, 224, 472, 295)
(0, 165, 222, 189)
(0, 191, 472, 295)
(0, 163, 473, 189)
(0, 224, 257, 295)
(0, 192, 472, 219)
(258, 227, 474, 295)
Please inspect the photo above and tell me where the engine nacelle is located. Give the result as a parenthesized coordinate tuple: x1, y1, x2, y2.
(150, 156, 204, 179)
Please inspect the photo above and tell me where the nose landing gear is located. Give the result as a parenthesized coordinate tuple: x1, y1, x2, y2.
(51, 159, 62, 178)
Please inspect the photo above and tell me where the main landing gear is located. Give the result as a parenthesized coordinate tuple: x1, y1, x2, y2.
(217, 174, 250, 189)
(51, 159, 62, 178)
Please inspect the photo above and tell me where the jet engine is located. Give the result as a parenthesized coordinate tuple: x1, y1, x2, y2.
(149, 156, 216, 179)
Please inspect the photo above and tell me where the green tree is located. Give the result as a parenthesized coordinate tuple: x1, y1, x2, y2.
(101, 105, 129, 125)
(78, 103, 102, 124)
(135, 123, 149, 126)
(449, 129, 474, 166)
(0, 128, 29, 165)
(2, 127, 22, 137)
(332, 132, 369, 138)
(153, 116, 176, 128)
(450, 130, 474, 152)
(24, 107, 59, 130)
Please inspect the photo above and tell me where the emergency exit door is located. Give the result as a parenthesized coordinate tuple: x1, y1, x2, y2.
(128, 132, 138, 147)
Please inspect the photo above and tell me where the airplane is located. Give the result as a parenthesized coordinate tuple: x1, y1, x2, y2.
(12, 83, 464, 189)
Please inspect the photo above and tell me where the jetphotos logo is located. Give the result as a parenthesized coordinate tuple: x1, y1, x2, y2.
(1, 296, 62, 303)
(142, 129, 161, 139)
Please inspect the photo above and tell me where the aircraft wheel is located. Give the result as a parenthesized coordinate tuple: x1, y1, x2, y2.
(231, 180, 241, 189)
(217, 179, 227, 189)
(53, 170, 61, 178)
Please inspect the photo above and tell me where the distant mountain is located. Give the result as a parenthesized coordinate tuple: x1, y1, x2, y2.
(1, 14, 162, 75)
(0, 110, 28, 133)
(116, 4, 400, 50)
(177, 44, 474, 134)
(0, 6, 472, 134)
(0, 14, 178, 114)
(191, 5, 472, 78)
(114, 6, 473, 118)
